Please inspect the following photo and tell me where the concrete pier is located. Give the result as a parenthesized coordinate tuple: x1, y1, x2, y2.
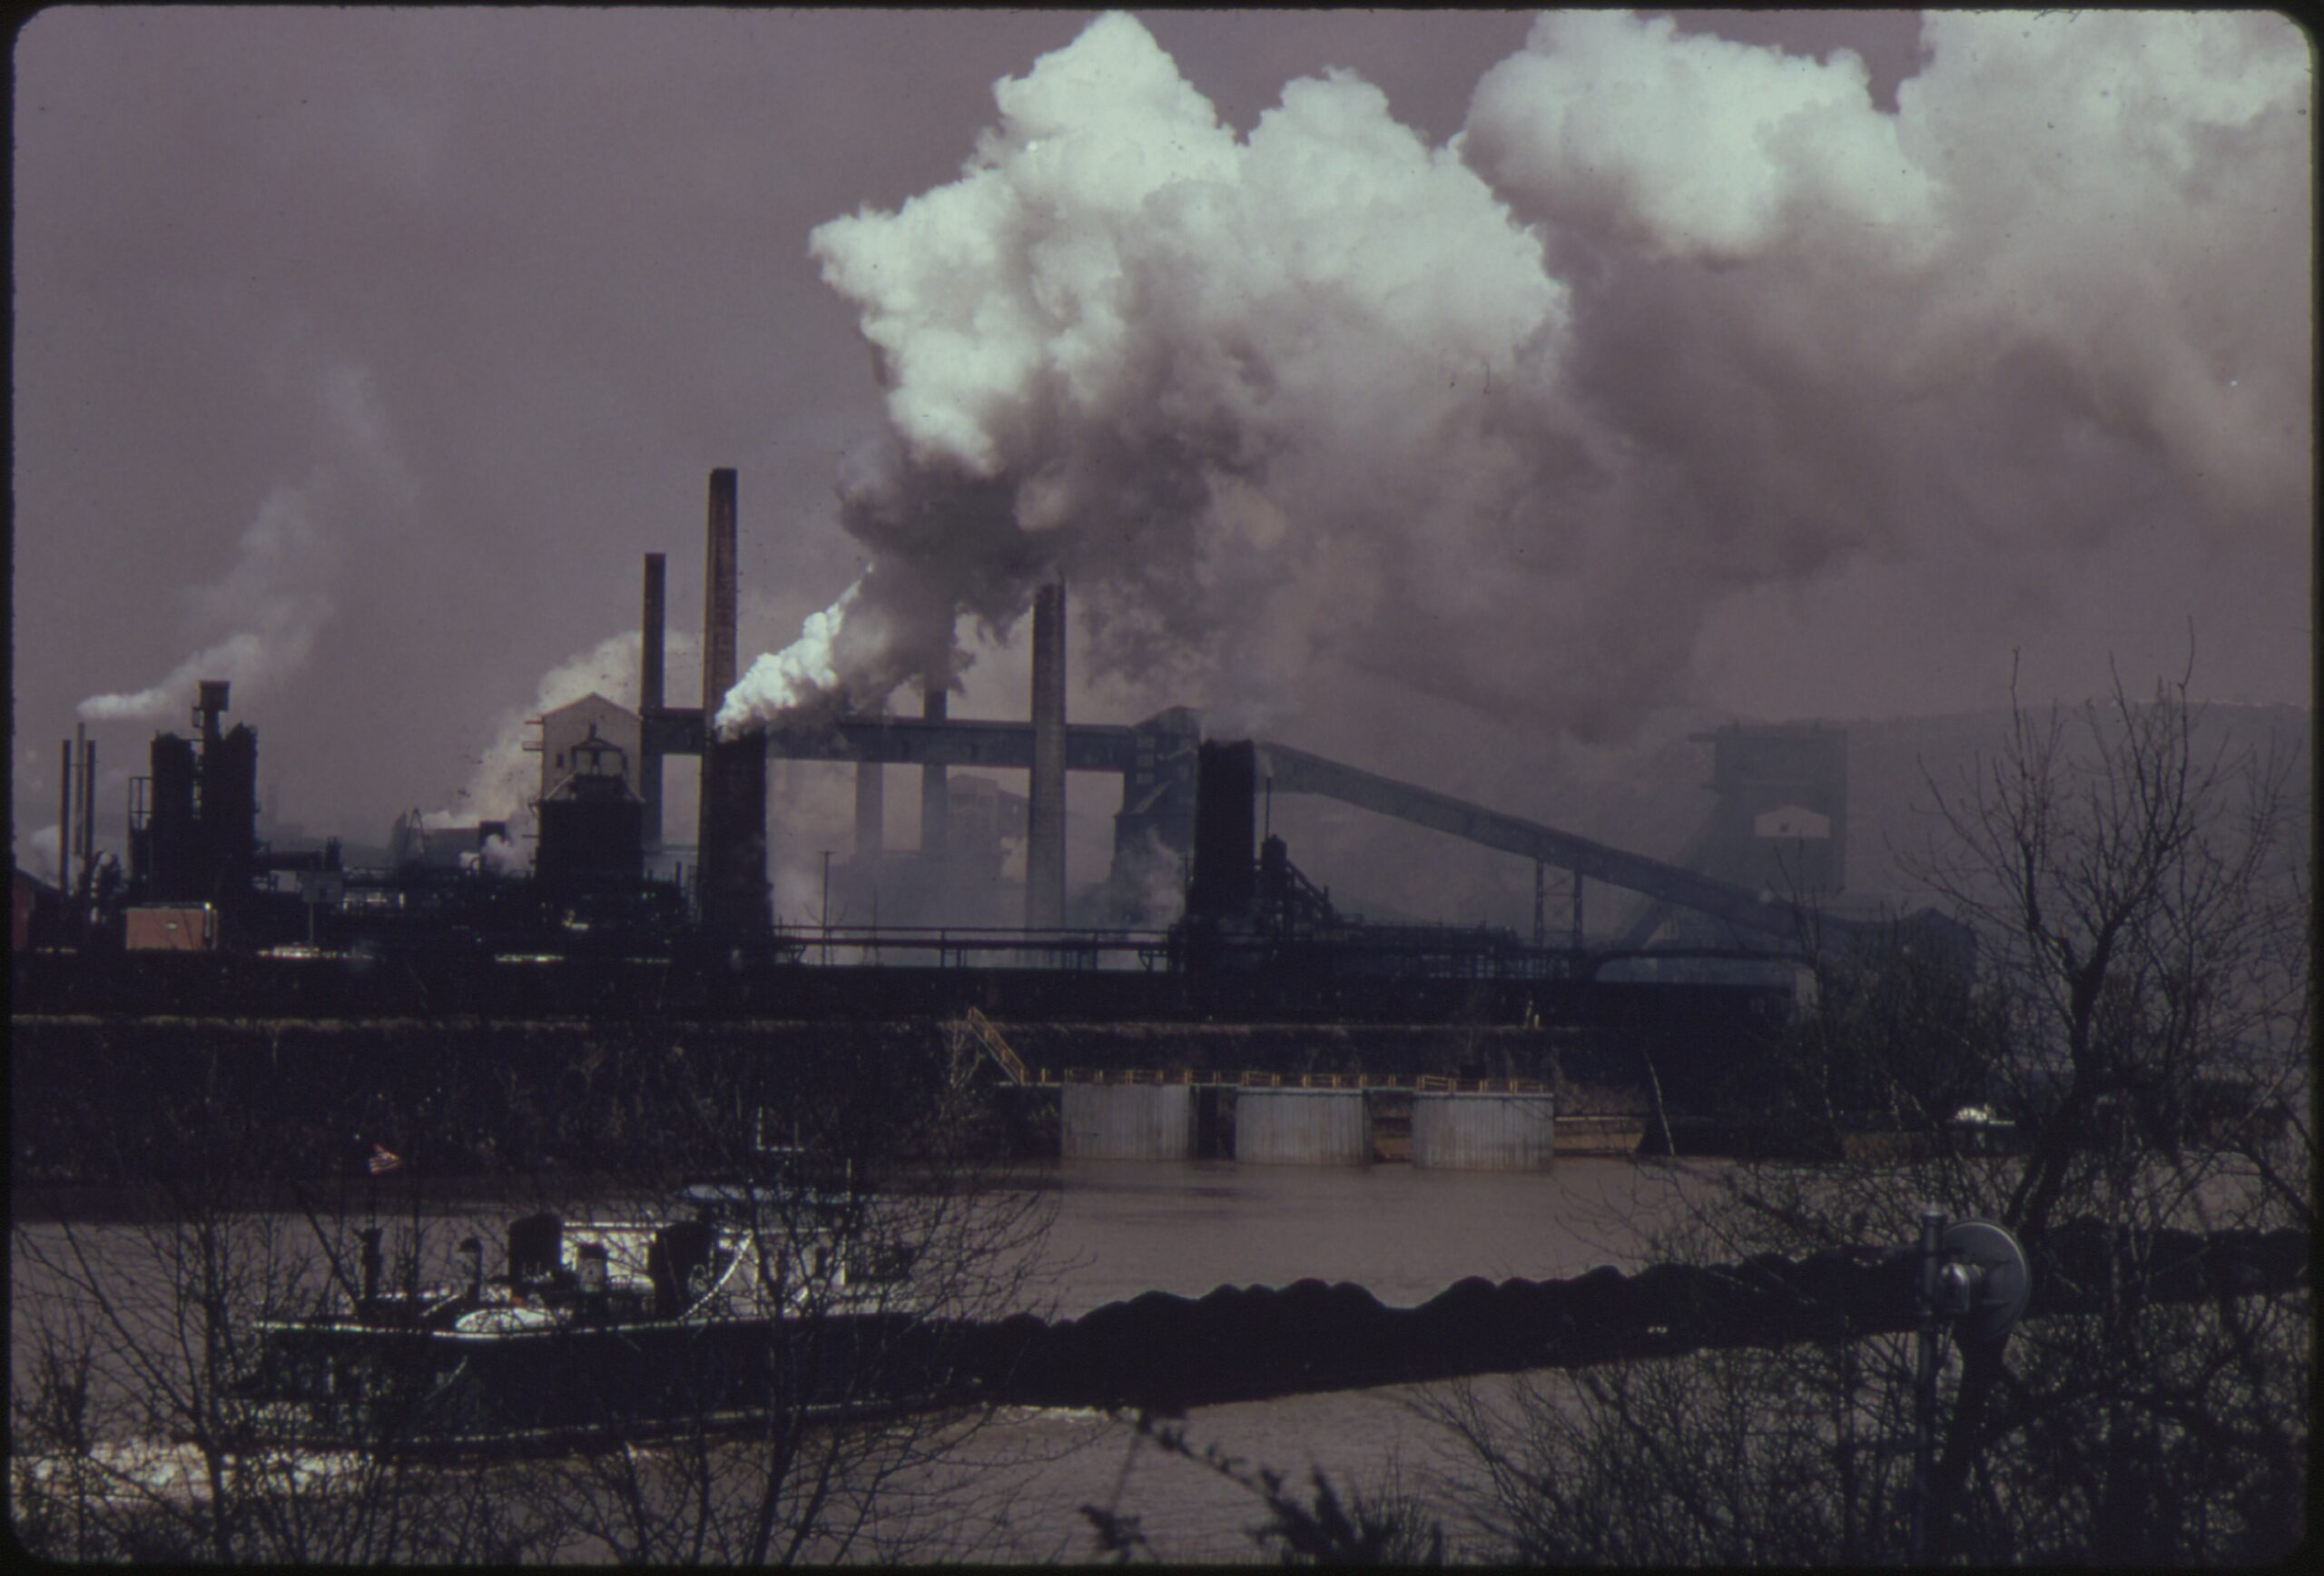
(1061, 1083, 1192, 1161)
(1412, 1091, 1557, 1170)
(1233, 1088, 1370, 1165)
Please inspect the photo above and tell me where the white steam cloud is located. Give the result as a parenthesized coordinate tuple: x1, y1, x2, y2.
(25, 824, 64, 887)
(716, 584, 861, 734)
(458, 627, 702, 824)
(722, 10, 2308, 751)
(1465, 12, 1943, 264)
(77, 364, 412, 725)
(75, 486, 335, 724)
(1461, 9, 2309, 560)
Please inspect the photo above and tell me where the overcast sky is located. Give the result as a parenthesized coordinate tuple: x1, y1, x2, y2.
(12, 8, 2311, 869)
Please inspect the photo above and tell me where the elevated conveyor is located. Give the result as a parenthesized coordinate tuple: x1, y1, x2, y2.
(1251, 742, 1886, 955)
(649, 700, 1949, 961)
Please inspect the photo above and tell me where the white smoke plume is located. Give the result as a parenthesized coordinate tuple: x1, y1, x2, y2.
(457, 626, 701, 824)
(720, 9, 1570, 737)
(717, 583, 862, 734)
(1460, 9, 2308, 566)
(77, 363, 413, 725)
(24, 824, 64, 887)
(723, 10, 2308, 760)
(76, 485, 336, 724)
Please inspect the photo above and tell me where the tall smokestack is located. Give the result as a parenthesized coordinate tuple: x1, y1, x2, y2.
(696, 468, 744, 919)
(920, 683, 949, 876)
(58, 739, 73, 896)
(1187, 739, 1258, 923)
(698, 735, 770, 938)
(196, 682, 229, 748)
(71, 723, 95, 898)
(1025, 580, 1067, 930)
(703, 468, 738, 711)
(639, 552, 666, 852)
(80, 736, 96, 882)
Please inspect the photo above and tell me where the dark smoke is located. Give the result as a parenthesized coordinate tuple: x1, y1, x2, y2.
(717, 8, 2306, 777)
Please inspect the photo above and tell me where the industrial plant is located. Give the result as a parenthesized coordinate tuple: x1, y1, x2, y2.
(15, 467, 1972, 1168)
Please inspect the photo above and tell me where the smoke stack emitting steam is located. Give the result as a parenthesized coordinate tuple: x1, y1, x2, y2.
(707, 10, 2305, 755)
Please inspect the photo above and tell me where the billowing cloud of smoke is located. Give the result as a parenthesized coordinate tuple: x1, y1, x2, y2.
(718, 584, 862, 734)
(24, 825, 64, 888)
(722, 9, 1578, 738)
(723, 9, 2308, 756)
(455, 626, 702, 826)
(78, 364, 414, 724)
(75, 485, 336, 724)
(1460, 9, 2308, 570)
(1466, 12, 1944, 264)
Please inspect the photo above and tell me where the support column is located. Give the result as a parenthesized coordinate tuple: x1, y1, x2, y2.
(920, 683, 950, 874)
(639, 552, 666, 852)
(852, 756, 884, 896)
(1025, 581, 1067, 931)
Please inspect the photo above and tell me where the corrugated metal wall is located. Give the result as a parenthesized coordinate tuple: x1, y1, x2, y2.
(1060, 1084, 1195, 1161)
(1233, 1089, 1370, 1165)
(1412, 1092, 1557, 1171)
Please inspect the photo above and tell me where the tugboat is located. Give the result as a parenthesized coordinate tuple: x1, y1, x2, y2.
(244, 1172, 933, 1454)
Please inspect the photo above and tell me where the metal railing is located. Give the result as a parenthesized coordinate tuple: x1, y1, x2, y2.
(768, 924, 1186, 973)
(960, 1007, 1030, 1085)
(1035, 1067, 1550, 1094)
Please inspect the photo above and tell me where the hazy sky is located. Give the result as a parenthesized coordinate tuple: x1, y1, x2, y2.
(12, 9, 2311, 867)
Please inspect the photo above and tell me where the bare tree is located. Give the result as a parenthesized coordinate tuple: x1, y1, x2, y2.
(502, 1022, 1061, 1564)
(1424, 663, 2310, 1562)
(9, 1028, 540, 1562)
(12, 1013, 1062, 1564)
(1079, 1412, 1448, 1567)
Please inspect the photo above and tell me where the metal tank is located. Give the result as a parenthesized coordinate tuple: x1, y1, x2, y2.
(1060, 1083, 1194, 1161)
(1232, 1088, 1371, 1165)
(1412, 1091, 1557, 1170)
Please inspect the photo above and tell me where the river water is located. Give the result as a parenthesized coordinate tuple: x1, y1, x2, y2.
(861, 1156, 1721, 1561)
(11, 1157, 1719, 1562)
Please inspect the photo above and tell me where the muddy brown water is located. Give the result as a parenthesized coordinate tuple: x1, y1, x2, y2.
(11, 1157, 1720, 1561)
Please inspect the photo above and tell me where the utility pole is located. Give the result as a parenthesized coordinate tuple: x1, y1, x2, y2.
(819, 850, 832, 966)
(1911, 1206, 1945, 1564)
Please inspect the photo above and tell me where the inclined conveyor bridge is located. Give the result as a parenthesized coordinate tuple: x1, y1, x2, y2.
(649, 705, 1936, 964)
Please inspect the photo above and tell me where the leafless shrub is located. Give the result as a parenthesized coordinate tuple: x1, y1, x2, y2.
(1423, 661, 2311, 1563)
(12, 1016, 1062, 1564)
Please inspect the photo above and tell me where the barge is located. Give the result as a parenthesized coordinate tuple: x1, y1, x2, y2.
(243, 1179, 937, 1454)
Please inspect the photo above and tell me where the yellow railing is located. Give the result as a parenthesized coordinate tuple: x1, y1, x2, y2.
(1414, 1074, 1551, 1095)
(960, 1007, 1029, 1085)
